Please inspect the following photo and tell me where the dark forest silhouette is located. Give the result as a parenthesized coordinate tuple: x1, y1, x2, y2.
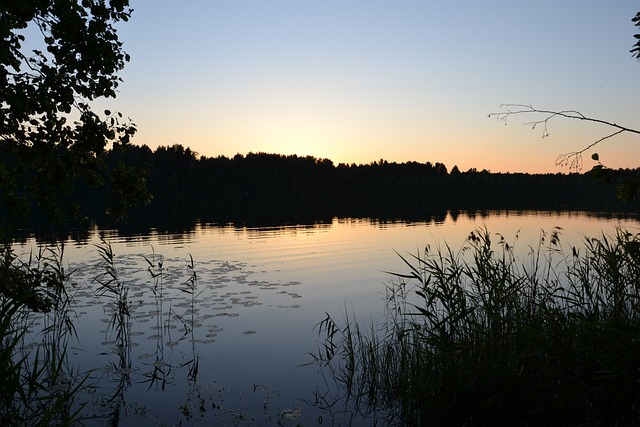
(4, 141, 638, 236)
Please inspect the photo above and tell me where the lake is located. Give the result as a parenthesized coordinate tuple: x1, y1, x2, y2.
(12, 210, 640, 426)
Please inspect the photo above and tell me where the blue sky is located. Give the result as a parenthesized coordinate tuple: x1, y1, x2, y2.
(103, 1, 640, 173)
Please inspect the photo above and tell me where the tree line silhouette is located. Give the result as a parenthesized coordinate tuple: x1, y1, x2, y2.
(3, 142, 639, 233)
(109, 143, 638, 205)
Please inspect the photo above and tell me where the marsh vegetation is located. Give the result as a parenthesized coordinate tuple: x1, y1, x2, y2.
(2, 230, 316, 425)
(0, 244, 85, 426)
(3, 214, 640, 425)
(314, 227, 640, 425)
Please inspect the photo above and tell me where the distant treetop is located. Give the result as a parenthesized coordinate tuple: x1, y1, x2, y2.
(633, 11, 640, 59)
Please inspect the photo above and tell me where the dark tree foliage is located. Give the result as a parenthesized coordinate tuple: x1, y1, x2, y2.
(43, 146, 634, 234)
(632, 11, 640, 59)
(0, 0, 148, 231)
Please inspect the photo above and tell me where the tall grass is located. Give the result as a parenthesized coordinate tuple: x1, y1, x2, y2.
(0, 243, 85, 426)
(1, 236, 208, 425)
(180, 254, 202, 382)
(141, 246, 172, 390)
(315, 227, 640, 425)
(93, 238, 134, 423)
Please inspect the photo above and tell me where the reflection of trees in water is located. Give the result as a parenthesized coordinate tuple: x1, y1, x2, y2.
(11, 194, 640, 246)
(7, 146, 640, 241)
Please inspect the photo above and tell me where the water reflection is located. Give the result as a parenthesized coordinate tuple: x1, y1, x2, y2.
(50, 239, 315, 425)
(10, 210, 640, 425)
(12, 209, 638, 247)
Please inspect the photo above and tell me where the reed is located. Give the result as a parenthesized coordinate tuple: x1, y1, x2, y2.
(141, 246, 172, 390)
(315, 227, 640, 425)
(0, 244, 85, 426)
(93, 238, 133, 423)
(181, 254, 202, 382)
(1, 237, 209, 424)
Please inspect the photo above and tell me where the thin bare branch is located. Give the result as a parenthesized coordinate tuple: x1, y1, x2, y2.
(489, 104, 640, 171)
(555, 130, 625, 170)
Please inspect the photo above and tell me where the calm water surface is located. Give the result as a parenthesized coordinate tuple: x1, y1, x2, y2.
(14, 210, 640, 426)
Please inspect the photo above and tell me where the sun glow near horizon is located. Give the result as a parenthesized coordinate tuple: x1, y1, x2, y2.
(108, 0, 640, 175)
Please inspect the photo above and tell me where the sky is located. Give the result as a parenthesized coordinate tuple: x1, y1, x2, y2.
(100, 1, 640, 173)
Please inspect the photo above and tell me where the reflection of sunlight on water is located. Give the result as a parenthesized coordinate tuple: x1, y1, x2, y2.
(11, 210, 640, 425)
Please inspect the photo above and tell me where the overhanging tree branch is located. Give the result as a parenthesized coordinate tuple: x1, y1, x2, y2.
(0, 1, 151, 225)
(555, 129, 625, 170)
(486, 12, 640, 200)
(488, 103, 640, 171)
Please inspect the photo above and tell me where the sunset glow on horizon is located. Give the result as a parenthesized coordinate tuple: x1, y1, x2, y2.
(102, 1, 640, 174)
